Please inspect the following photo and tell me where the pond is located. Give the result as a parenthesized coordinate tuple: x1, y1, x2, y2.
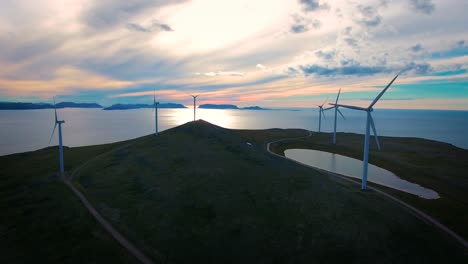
(284, 149, 439, 199)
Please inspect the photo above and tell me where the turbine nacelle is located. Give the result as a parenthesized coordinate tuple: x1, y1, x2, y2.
(191, 94, 199, 121)
(315, 97, 330, 132)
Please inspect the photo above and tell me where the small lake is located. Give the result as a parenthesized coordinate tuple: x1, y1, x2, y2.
(284, 149, 439, 199)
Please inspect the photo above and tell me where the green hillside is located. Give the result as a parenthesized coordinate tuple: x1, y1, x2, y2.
(0, 142, 137, 263)
(268, 131, 468, 241)
(70, 120, 467, 263)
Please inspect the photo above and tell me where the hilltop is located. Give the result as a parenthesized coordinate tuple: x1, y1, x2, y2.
(70, 120, 466, 263)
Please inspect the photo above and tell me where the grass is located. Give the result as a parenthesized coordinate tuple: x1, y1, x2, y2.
(71, 120, 467, 263)
(266, 131, 468, 241)
(0, 141, 138, 264)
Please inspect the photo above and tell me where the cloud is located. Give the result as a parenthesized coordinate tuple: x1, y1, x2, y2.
(290, 14, 321, 34)
(401, 62, 432, 74)
(0, 0, 466, 110)
(429, 45, 468, 60)
(0, 33, 63, 64)
(340, 58, 359, 66)
(284, 67, 300, 76)
(315, 50, 335, 60)
(299, 64, 387, 76)
(158, 23, 174, 32)
(199, 71, 245, 77)
(409, 0, 435, 15)
(126, 20, 174, 33)
(455, 40, 466, 48)
(410, 44, 424, 52)
(295, 61, 432, 77)
(356, 5, 382, 27)
(126, 23, 151, 33)
(290, 24, 308, 34)
(299, 0, 329, 12)
(344, 37, 358, 47)
(342, 26, 352, 35)
(81, 0, 186, 30)
(0, 66, 135, 97)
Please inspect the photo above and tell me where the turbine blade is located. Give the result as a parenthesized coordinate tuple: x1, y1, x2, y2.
(368, 74, 399, 109)
(369, 115, 381, 150)
(322, 109, 326, 119)
(337, 108, 345, 120)
(331, 103, 367, 111)
(321, 96, 329, 107)
(48, 123, 57, 146)
(335, 88, 341, 104)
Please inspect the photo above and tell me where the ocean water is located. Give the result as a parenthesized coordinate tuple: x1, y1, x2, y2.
(0, 108, 467, 156)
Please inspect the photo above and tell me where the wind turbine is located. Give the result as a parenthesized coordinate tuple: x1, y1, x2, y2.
(316, 97, 329, 133)
(153, 89, 159, 136)
(48, 97, 65, 177)
(330, 74, 399, 190)
(324, 89, 346, 144)
(191, 95, 199, 121)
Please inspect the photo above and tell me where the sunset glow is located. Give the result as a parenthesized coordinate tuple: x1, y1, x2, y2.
(0, 0, 467, 109)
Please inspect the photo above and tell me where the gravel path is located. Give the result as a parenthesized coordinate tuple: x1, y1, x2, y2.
(65, 139, 156, 264)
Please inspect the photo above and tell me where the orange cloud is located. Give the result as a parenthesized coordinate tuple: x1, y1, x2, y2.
(0, 66, 135, 97)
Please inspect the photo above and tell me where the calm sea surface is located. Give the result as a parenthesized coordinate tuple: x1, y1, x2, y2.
(0, 108, 467, 156)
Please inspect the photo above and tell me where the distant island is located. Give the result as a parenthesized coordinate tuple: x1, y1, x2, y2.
(55, 102, 102, 108)
(0, 101, 102, 110)
(242, 106, 266, 110)
(103, 103, 186, 110)
(198, 104, 239, 109)
(198, 104, 269, 110)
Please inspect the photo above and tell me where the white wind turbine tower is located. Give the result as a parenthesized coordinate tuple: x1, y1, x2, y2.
(48, 97, 65, 177)
(324, 89, 346, 144)
(153, 89, 159, 136)
(330, 74, 400, 190)
(191, 95, 199, 121)
(316, 97, 329, 133)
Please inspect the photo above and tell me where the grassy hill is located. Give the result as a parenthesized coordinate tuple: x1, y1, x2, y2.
(0, 142, 137, 263)
(69, 120, 467, 263)
(267, 131, 468, 241)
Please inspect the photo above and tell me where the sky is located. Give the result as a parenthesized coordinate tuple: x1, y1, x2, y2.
(0, 0, 467, 109)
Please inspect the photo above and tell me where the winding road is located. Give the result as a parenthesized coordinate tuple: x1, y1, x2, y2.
(65, 140, 156, 264)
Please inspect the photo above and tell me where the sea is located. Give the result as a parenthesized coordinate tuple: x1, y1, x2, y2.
(0, 108, 467, 156)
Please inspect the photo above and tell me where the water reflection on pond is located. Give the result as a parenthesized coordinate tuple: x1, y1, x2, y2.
(285, 149, 439, 199)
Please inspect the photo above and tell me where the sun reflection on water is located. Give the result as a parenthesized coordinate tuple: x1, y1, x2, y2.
(162, 108, 236, 129)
